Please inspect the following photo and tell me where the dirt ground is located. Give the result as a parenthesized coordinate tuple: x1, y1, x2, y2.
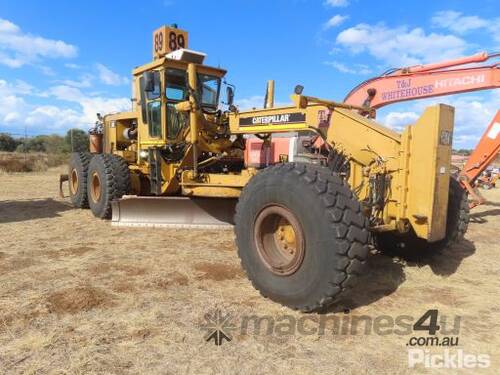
(0, 168, 499, 374)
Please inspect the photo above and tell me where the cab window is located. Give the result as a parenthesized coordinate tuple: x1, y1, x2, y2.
(165, 69, 189, 140)
(140, 71, 162, 138)
(166, 69, 188, 101)
(197, 74, 220, 108)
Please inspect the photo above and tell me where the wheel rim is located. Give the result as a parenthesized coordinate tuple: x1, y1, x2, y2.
(70, 168, 79, 195)
(90, 172, 102, 203)
(254, 205, 305, 276)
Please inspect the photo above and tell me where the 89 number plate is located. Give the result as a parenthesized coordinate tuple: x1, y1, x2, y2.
(152, 26, 189, 58)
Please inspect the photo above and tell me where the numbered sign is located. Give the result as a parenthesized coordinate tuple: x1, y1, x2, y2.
(152, 26, 189, 59)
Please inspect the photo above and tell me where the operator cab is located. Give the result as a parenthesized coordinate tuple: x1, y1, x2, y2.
(132, 25, 227, 146)
(135, 62, 225, 142)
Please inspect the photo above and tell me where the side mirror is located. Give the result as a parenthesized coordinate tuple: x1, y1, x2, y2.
(226, 86, 234, 106)
(144, 71, 156, 92)
(294, 85, 304, 95)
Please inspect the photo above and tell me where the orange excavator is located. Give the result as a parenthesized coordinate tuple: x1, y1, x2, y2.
(343, 52, 500, 208)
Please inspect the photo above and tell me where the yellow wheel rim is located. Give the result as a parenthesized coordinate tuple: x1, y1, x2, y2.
(90, 172, 102, 203)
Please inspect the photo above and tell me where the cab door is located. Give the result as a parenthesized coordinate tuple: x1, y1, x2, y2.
(164, 68, 189, 142)
(138, 70, 165, 145)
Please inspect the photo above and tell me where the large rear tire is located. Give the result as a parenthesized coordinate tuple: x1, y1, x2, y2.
(87, 154, 131, 219)
(234, 163, 370, 312)
(68, 152, 91, 208)
(375, 178, 469, 254)
(110, 154, 132, 198)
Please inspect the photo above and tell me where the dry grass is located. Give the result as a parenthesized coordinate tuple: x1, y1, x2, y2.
(0, 152, 67, 173)
(0, 168, 499, 374)
(46, 286, 113, 315)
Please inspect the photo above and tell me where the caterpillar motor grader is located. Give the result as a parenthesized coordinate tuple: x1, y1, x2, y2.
(63, 25, 468, 312)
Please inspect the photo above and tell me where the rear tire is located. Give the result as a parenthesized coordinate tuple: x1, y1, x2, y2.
(68, 152, 91, 208)
(235, 163, 370, 312)
(110, 154, 132, 198)
(87, 154, 131, 219)
(375, 178, 469, 254)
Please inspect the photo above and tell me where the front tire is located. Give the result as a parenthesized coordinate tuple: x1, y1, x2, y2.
(234, 163, 370, 312)
(87, 154, 131, 219)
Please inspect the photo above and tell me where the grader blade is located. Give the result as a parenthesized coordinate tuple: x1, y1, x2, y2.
(111, 196, 236, 229)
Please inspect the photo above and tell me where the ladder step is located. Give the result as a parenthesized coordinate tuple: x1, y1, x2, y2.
(148, 148, 162, 195)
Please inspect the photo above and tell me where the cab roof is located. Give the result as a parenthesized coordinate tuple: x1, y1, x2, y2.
(132, 56, 227, 77)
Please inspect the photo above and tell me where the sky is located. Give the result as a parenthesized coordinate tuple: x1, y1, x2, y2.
(0, 0, 498, 148)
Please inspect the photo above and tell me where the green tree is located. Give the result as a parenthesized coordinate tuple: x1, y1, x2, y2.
(65, 129, 89, 152)
(14, 135, 65, 153)
(25, 136, 47, 152)
(0, 133, 20, 151)
(43, 134, 67, 153)
(16, 140, 27, 152)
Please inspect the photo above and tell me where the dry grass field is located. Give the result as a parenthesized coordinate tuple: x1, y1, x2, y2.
(0, 152, 67, 173)
(0, 168, 499, 374)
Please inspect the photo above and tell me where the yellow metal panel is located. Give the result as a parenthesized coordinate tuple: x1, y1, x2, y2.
(181, 170, 254, 187)
(105, 111, 136, 121)
(182, 186, 242, 198)
(405, 104, 454, 241)
(114, 150, 136, 162)
(159, 145, 194, 195)
(180, 170, 255, 197)
(327, 108, 401, 169)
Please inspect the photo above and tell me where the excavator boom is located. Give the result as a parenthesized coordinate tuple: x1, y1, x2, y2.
(344, 52, 499, 109)
(345, 65, 499, 109)
(462, 111, 500, 180)
(460, 111, 500, 207)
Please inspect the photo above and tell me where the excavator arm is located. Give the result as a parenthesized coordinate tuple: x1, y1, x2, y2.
(344, 52, 499, 109)
(460, 111, 500, 207)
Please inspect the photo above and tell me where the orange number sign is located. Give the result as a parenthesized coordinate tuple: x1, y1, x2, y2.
(152, 26, 189, 59)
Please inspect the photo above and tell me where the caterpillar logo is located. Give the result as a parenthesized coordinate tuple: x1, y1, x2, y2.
(239, 112, 306, 126)
(440, 130, 452, 145)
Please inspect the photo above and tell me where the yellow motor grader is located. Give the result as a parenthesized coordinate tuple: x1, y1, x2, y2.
(64, 25, 468, 312)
